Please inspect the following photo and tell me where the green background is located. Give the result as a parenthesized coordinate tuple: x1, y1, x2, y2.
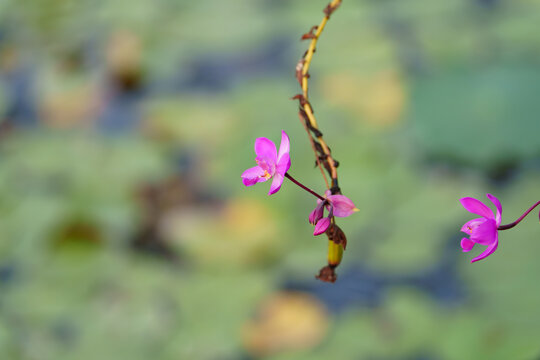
(1, 0, 540, 359)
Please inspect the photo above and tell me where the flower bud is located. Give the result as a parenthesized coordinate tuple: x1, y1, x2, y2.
(308, 203, 324, 225)
(313, 217, 331, 236)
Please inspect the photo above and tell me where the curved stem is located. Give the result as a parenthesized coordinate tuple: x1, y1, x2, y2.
(498, 200, 540, 230)
(285, 173, 325, 201)
(295, 0, 342, 193)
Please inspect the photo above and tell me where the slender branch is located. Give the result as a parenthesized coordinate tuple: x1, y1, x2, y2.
(295, 0, 342, 194)
(294, 0, 346, 283)
(298, 112, 330, 189)
(285, 173, 325, 201)
(498, 200, 540, 230)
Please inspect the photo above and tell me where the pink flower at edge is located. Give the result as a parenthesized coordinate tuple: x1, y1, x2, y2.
(460, 193, 502, 263)
(241, 131, 291, 195)
(310, 190, 358, 236)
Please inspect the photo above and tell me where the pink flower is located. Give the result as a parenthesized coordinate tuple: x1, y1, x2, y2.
(460, 194, 502, 263)
(309, 190, 358, 236)
(241, 131, 291, 195)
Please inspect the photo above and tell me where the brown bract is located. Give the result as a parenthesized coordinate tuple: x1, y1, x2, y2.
(327, 223, 347, 250)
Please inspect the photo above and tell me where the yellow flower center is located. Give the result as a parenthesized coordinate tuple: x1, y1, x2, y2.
(261, 170, 271, 180)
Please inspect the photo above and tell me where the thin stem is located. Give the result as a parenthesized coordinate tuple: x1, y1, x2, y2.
(498, 200, 540, 230)
(295, 0, 342, 193)
(298, 112, 330, 189)
(301, 0, 342, 96)
(285, 173, 325, 201)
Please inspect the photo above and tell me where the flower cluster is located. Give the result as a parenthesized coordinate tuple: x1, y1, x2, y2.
(309, 190, 358, 236)
(242, 130, 357, 237)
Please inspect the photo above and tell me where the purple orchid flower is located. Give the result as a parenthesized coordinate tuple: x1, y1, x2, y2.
(460, 193, 502, 263)
(309, 190, 358, 236)
(241, 131, 291, 195)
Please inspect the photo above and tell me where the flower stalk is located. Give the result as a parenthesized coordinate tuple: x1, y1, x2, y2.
(497, 200, 540, 230)
(459, 195, 540, 263)
(294, 0, 347, 282)
(284, 173, 325, 201)
(294, 0, 343, 193)
(242, 1, 357, 283)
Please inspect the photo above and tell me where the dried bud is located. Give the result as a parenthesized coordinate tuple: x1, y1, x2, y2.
(301, 26, 319, 40)
(316, 265, 337, 283)
(323, 2, 341, 17)
(292, 94, 308, 108)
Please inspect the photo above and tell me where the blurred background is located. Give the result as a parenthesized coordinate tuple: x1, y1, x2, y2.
(1, 0, 540, 359)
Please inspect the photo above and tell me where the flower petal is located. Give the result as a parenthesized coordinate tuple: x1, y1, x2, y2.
(276, 153, 291, 175)
(313, 217, 331, 236)
(327, 195, 358, 217)
(461, 238, 475, 252)
(487, 193, 502, 226)
(277, 130, 290, 163)
(254, 137, 277, 164)
(460, 218, 485, 235)
(460, 197, 495, 219)
(241, 166, 267, 186)
(470, 219, 497, 245)
(471, 239, 498, 263)
(268, 173, 284, 195)
(309, 203, 325, 225)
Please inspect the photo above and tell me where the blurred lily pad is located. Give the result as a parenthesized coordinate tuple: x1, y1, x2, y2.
(409, 65, 540, 172)
(242, 291, 329, 358)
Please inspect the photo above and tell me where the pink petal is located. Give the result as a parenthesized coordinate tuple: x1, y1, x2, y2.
(241, 166, 267, 186)
(487, 193, 502, 226)
(313, 217, 331, 236)
(471, 240, 498, 263)
(268, 173, 284, 195)
(327, 195, 358, 217)
(277, 130, 290, 163)
(254, 137, 277, 165)
(460, 218, 485, 235)
(276, 153, 291, 175)
(460, 197, 495, 219)
(470, 219, 497, 246)
(461, 238, 475, 252)
(309, 203, 324, 225)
